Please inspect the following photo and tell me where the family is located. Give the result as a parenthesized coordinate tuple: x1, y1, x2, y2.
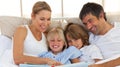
(2, 1, 120, 67)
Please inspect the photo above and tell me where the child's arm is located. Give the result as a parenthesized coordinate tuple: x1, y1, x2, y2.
(71, 58, 80, 63)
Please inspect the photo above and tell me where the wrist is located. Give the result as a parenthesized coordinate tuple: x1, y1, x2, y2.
(43, 58, 49, 64)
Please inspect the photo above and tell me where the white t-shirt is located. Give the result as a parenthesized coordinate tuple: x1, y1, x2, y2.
(80, 44, 103, 64)
(89, 22, 120, 59)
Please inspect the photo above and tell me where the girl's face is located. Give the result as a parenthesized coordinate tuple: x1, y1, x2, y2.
(31, 10, 51, 32)
(48, 34, 65, 54)
(66, 34, 83, 49)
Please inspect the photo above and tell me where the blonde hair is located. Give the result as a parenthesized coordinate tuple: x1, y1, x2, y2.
(32, 1, 51, 14)
(47, 27, 67, 51)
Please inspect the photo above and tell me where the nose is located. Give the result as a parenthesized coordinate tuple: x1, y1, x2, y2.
(53, 40, 59, 44)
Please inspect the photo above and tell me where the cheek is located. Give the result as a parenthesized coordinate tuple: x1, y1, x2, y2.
(48, 42, 53, 48)
(68, 42, 72, 46)
(48, 21, 51, 26)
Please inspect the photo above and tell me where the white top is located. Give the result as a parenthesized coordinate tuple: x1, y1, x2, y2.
(24, 25, 48, 56)
(80, 44, 103, 64)
(89, 22, 120, 59)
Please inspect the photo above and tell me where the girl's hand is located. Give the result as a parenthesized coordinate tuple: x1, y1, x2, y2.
(45, 58, 62, 66)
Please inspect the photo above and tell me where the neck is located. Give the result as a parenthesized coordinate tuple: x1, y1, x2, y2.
(29, 24, 42, 41)
(101, 22, 113, 35)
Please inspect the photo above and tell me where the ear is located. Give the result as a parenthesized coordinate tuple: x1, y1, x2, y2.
(31, 12, 35, 20)
(99, 11, 104, 19)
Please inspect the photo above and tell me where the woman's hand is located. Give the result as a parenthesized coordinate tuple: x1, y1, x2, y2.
(45, 58, 62, 66)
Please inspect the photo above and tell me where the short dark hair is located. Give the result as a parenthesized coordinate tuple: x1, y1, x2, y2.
(79, 2, 107, 21)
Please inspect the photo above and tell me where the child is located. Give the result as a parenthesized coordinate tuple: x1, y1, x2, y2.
(38, 27, 82, 65)
(64, 23, 103, 65)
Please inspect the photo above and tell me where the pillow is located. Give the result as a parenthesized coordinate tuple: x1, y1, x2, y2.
(66, 18, 84, 26)
(46, 20, 62, 33)
(0, 16, 31, 38)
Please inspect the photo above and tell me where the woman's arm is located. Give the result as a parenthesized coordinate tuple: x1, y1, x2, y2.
(13, 26, 61, 65)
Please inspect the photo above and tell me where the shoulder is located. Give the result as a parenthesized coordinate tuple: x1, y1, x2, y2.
(114, 22, 120, 28)
(88, 44, 98, 48)
(38, 51, 50, 57)
(66, 46, 81, 54)
(14, 25, 27, 39)
(87, 44, 99, 50)
(15, 25, 27, 34)
(67, 46, 78, 50)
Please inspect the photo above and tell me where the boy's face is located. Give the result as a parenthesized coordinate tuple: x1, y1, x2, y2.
(66, 34, 83, 49)
(48, 34, 64, 54)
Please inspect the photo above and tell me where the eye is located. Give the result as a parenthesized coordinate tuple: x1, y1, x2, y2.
(83, 22, 87, 26)
(40, 18, 45, 21)
(58, 39, 62, 42)
(47, 18, 51, 21)
(50, 40, 55, 42)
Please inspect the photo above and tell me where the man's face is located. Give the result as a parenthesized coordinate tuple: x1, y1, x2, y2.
(82, 13, 103, 35)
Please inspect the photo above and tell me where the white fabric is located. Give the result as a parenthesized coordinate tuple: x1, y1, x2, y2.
(0, 35, 17, 67)
(80, 44, 103, 64)
(95, 54, 120, 64)
(89, 22, 120, 59)
(0, 62, 18, 67)
(23, 25, 48, 56)
(0, 35, 12, 57)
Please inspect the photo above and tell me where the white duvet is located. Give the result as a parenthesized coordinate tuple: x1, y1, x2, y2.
(0, 35, 18, 67)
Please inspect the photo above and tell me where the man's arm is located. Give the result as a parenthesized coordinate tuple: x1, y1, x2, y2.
(89, 57, 120, 67)
(103, 57, 120, 67)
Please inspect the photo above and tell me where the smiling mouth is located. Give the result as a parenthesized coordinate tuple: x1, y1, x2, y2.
(52, 45, 59, 48)
(90, 26, 96, 32)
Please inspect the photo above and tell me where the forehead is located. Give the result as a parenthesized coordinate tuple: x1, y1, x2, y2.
(36, 10, 51, 18)
(82, 13, 95, 22)
(50, 33, 62, 39)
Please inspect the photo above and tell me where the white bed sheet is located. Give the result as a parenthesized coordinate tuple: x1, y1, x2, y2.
(0, 35, 12, 57)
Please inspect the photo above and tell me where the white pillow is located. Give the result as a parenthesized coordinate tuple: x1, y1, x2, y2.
(0, 35, 12, 57)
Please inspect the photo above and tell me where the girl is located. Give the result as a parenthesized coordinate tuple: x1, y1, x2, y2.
(39, 27, 82, 65)
(64, 23, 103, 65)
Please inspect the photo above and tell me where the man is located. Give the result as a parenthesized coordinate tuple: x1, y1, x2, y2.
(79, 2, 120, 67)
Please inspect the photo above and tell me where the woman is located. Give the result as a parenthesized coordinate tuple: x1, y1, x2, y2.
(13, 1, 61, 66)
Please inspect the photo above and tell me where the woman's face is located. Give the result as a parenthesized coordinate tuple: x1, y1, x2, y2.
(32, 10, 51, 32)
(66, 34, 83, 49)
(48, 34, 65, 55)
